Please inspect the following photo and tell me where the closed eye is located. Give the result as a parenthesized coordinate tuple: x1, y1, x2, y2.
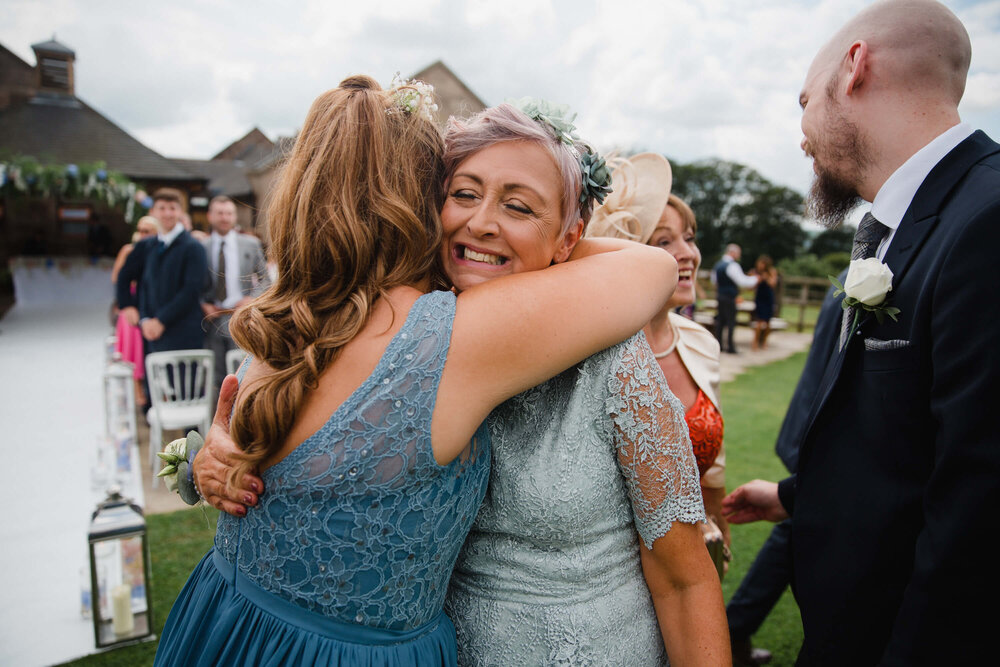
(505, 202, 533, 215)
(451, 190, 478, 202)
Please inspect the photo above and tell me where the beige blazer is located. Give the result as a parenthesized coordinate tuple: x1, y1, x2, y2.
(670, 311, 726, 489)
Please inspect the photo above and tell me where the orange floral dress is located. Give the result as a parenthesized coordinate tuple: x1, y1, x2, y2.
(684, 389, 724, 477)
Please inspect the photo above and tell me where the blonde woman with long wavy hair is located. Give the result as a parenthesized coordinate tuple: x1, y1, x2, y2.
(154, 76, 676, 666)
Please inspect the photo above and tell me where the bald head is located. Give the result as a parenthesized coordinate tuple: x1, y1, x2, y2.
(820, 0, 970, 104)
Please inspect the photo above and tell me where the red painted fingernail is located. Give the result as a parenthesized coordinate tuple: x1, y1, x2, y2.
(251, 482, 260, 493)
(236, 506, 246, 516)
(243, 494, 253, 505)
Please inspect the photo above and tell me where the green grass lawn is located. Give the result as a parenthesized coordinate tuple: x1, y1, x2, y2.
(721, 350, 807, 665)
(64, 350, 810, 666)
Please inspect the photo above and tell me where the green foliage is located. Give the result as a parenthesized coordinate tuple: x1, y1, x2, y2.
(809, 224, 856, 256)
(669, 158, 807, 266)
(0, 155, 144, 223)
(721, 351, 809, 665)
(778, 252, 850, 279)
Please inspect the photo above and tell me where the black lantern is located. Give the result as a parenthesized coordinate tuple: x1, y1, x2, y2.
(87, 487, 154, 648)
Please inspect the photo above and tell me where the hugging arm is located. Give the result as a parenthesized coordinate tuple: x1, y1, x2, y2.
(612, 338, 729, 665)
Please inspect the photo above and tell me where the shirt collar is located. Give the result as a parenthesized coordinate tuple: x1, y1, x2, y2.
(211, 229, 238, 246)
(870, 123, 974, 231)
(158, 223, 185, 247)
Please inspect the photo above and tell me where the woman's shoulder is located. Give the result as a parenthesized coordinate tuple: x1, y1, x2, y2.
(406, 290, 456, 330)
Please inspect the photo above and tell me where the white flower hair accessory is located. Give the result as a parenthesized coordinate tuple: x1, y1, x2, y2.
(388, 73, 439, 121)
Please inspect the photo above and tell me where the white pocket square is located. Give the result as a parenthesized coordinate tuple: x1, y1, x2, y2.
(864, 337, 910, 351)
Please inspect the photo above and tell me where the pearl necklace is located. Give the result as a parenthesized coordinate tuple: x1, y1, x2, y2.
(652, 322, 678, 359)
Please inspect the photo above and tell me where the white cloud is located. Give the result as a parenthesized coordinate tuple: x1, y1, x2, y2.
(1, 0, 997, 194)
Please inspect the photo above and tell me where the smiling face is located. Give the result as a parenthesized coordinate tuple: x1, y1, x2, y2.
(441, 141, 582, 292)
(208, 200, 238, 236)
(150, 199, 182, 233)
(648, 203, 700, 308)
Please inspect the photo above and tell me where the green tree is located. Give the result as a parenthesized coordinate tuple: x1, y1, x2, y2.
(809, 224, 856, 256)
(668, 158, 807, 268)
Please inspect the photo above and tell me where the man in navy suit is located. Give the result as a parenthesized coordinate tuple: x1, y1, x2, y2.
(727, 275, 846, 666)
(117, 188, 207, 353)
(723, 2, 1000, 664)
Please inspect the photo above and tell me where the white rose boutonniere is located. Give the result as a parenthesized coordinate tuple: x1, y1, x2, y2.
(830, 258, 901, 334)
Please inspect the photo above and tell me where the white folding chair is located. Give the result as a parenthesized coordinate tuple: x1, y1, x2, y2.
(225, 348, 247, 376)
(145, 350, 214, 486)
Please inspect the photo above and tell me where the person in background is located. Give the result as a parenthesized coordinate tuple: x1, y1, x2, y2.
(111, 215, 160, 406)
(116, 187, 207, 353)
(588, 154, 731, 577)
(201, 195, 270, 396)
(711, 244, 757, 354)
(750, 255, 778, 351)
(180, 211, 209, 242)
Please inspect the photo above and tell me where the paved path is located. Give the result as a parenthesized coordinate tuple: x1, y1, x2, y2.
(717, 326, 814, 384)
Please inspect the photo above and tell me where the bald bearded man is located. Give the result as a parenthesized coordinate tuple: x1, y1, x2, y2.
(723, 2, 1000, 664)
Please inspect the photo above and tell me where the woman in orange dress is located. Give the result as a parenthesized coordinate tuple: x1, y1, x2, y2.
(588, 155, 729, 574)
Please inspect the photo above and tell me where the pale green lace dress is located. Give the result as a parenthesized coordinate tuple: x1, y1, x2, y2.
(445, 333, 705, 665)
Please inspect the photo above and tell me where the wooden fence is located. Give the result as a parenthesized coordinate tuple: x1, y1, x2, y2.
(695, 271, 831, 332)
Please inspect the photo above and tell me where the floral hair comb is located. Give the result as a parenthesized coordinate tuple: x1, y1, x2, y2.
(508, 97, 613, 207)
(388, 73, 439, 122)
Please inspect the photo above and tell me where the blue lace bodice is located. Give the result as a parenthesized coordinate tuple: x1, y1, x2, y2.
(215, 290, 490, 631)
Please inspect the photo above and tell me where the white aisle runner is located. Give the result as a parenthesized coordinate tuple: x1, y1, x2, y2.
(0, 301, 143, 666)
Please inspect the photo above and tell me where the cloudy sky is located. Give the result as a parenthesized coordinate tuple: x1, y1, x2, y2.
(2, 0, 998, 197)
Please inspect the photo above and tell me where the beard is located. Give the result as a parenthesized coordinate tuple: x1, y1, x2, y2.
(804, 101, 873, 229)
(807, 167, 863, 230)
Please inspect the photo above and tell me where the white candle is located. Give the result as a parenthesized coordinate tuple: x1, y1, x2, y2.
(111, 584, 134, 636)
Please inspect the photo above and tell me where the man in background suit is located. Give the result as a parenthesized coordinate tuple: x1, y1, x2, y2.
(117, 187, 207, 353)
(201, 196, 270, 390)
(723, 1, 1000, 664)
(711, 244, 758, 354)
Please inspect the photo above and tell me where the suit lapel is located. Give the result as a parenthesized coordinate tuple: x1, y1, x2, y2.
(800, 131, 1000, 450)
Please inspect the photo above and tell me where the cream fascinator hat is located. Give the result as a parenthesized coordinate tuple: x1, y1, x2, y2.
(585, 153, 672, 244)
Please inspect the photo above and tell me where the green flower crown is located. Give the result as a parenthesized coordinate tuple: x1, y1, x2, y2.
(507, 97, 613, 207)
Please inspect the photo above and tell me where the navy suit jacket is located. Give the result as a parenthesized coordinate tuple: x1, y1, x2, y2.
(779, 131, 1000, 665)
(773, 271, 846, 473)
(132, 231, 208, 352)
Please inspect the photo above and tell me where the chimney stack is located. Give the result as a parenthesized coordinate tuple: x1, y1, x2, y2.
(31, 36, 75, 96)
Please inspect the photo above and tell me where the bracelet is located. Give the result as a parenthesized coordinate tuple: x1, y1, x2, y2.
(187, 443, 206, 504)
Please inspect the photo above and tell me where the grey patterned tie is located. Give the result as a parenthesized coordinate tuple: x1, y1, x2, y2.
(840, 212, 891, 349)
(215, 241, 228, 304)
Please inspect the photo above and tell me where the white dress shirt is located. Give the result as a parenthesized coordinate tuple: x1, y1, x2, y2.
(871, 123, 974, 259)
(158, 222, 184, 248)
(710, 255, 759, 289)
(210, 230, 242, 309)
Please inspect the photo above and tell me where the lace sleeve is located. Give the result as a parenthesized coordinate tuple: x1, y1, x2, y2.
(609, 334, 705, 549)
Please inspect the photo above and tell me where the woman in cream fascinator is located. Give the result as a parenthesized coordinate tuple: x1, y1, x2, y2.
(589, 153, 732, 579)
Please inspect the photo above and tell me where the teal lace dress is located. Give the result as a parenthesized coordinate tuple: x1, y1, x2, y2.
(156, 291, 490, 666)
(445, 333, 704, 665)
